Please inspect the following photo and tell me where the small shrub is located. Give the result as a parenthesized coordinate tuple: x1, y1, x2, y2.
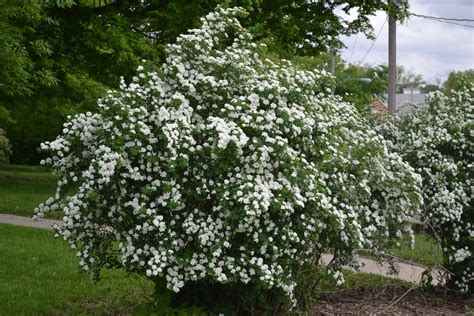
(0, 128, 12, 164)
(35, 7, 422, 311)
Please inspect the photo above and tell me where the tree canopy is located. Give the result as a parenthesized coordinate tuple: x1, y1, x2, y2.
(0, 1, 159, 163)
(0, 0, 409, 163)
(443, 69, 474, 94)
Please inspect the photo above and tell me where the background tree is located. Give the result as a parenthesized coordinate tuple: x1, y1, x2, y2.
(420, 83, 440, 94)
(291, 54, 389, 112)
(0, 2, 50, 124)
(442, 69, 474, 94)
(334, 63, 388, 112)
(0, 0, 409, 164)
(396, 66, 424, 93)
(88, 0, 409, 56)
(0, 1, 159, 163)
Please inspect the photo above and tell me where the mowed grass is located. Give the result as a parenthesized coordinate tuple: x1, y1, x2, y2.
(390, 234, 443, 267)
(324, 270, 410, 291)
(0, 164, 59, 181)
(1, 223, 413, 315)
(0, 164, 60, 218)
(0, 223, 154, 315)
(359, 234, 443, 268)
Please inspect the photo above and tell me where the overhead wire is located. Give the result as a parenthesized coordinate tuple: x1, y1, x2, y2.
(357, 16, 388, 66)
(428, 19, 474, 28)
(410, 13, 474, 22)
(419, 18, 474, 28)
(344, 11, 473, 66)
(349, 33, 358, 63)
(411, 12, 474, 28)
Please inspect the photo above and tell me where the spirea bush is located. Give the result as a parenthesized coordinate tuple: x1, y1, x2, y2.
(35, 7, 422, 309)
(377, 87, 473, 293)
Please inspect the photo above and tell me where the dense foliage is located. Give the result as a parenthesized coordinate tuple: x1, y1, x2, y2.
(396, 66, 424, 93)
(1, 0, 408, 164)
(443, 69, 474, 95)
(0, 1, 158, 163)
(35, 8, 422, 311)
(334, 63, 389, 112)
(377, 87, 473, 293)
(80, 0, 409, 56)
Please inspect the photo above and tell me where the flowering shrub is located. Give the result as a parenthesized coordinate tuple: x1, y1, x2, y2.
(35, 7, 422, 310)
(0, 128, 12, 164)
(377, 87, 473, 293)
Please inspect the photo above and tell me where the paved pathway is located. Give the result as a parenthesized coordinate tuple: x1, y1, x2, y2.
(0, 213, 62, 230)
(0, 213, 441, 285)
(321, 254, 440, 285)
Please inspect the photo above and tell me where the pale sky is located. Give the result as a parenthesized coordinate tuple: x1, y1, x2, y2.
(339, 0, 474, 84)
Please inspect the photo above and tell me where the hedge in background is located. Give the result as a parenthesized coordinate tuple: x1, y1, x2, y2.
(378, 87, 473, 293)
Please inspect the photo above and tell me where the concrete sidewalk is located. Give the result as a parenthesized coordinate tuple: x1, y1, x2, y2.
(0, 213, 62, 230)
(321, 254, 440, 285)
(0, 213, 441, 285)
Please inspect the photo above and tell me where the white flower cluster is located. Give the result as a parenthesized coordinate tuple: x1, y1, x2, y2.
(377, 87, 473, 293)
(35, 7, 422, 304)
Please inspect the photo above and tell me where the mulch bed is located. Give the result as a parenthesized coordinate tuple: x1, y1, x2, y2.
(314, 286, 473, 315)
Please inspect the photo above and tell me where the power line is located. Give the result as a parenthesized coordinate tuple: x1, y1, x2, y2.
(349, 33, 358, 63)
(429, 19, 474, 28)
(411, 13, 474, 28)
(411, 12, 474, 22)
(357, 16, 388, 66)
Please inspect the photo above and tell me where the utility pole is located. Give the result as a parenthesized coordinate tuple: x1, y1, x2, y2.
(330, 50, 336, 95)
(388, 2, 397, 114)
(330, 50, 336, 77)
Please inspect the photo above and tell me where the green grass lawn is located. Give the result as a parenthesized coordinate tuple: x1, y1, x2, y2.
(0, 164, 61, 218)
(359, 234, 443, 267)
(0, 178, 60, 217)
(0, 223, 154, 315)
(1, 223, 413, 315)
(390, 234, 443, 267)
(0, 164, 59, 181)
(319, 270, 410, 294)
